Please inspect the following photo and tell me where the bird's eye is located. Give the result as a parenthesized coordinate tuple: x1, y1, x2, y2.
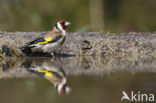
(59, 21, 66, 29)
(59, 21, 65, 24)
(61, 22, 65, 25)
(61, 22, 66, 29)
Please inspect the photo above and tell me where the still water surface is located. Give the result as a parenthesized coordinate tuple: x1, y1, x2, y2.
(0, 57, 156, 103)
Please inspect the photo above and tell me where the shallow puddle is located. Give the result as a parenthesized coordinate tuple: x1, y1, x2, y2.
(0, 57, 156, 103)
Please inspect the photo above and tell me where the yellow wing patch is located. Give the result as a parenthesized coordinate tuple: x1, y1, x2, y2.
(37, 69, 53, 77)
(37, 37, 53, 45)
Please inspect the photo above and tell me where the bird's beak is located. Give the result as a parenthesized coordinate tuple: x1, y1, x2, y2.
(65, 22, 71, 26)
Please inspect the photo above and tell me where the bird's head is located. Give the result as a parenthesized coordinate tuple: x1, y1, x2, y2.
(54, 20, 71, 32)
(56, 78, 71, 95)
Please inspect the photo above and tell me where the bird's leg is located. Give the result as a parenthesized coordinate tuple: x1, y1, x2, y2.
(50, 51, 57, 57)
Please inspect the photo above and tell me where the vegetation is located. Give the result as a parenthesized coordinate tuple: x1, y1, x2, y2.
(0, 0, 155, 33)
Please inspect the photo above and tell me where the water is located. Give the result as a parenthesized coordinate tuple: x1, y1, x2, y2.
(0, 57, 156, 103)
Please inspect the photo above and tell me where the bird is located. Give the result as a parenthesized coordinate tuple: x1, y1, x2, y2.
(20, 20, 70, 56)
(28, 62, 71, 94)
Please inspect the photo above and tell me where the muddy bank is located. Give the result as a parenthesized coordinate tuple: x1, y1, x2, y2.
(0, 56, 156, 78)
(0, 31, 156, 57)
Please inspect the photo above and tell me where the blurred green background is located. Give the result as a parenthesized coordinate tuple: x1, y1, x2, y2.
(0, 0, 156, 33)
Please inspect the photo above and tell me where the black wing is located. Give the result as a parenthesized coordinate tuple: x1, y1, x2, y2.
(27, 37, 45, 45)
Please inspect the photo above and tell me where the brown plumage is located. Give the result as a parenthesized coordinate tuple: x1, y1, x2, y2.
(20, 20, 70, 56)
(29, 62, 71, 94)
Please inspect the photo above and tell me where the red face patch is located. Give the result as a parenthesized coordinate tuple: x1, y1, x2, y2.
(59, 20, 66, 30)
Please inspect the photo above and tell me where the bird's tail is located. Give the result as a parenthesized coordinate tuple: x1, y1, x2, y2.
(19, 45, 32, 55)
(20, 45, 30, 51)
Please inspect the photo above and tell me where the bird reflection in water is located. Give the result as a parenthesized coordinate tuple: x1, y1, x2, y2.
(0, 58, 71, 94)
(28, 62, 71, 94)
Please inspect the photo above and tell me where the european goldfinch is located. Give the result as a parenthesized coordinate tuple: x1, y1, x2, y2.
(20, 20, 70, 56)
(29, 62, 71, 94)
